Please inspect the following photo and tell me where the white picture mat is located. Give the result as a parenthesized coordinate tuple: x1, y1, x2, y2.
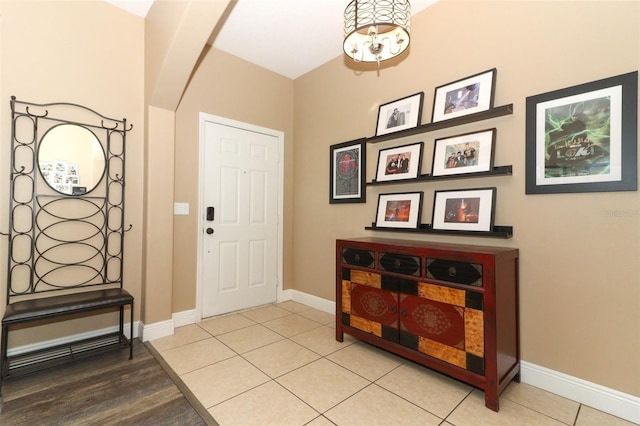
(375, 192, 422, 228)
(535, 85, 622, 186)
(376, 93, 423, 136)
(433, 71, 495, 122)
(432, 188, 494, 231)
(375, 143, 423, 182)
(432, 130, 494, 176)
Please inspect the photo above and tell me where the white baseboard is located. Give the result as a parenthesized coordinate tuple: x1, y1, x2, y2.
(520, 361, 640, 424)
(137, 310, 197, 342)
(7, 322, 140, 357)
(139, 319, 174, 342)
(278, 288, 293, 303)
(173, 309, 198, 328)
(287, 289, 335, 314)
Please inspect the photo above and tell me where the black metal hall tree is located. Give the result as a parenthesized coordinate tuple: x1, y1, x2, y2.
(1, 97, 134, 388)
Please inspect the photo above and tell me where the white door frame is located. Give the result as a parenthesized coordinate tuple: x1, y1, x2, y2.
(196, 112, 284, 321)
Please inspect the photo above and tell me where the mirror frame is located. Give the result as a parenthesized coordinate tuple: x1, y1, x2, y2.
(37, 123, 107, 196)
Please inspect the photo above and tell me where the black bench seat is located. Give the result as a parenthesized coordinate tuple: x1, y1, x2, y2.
(1, 288, 134, 395)
(2, 288, 133, 325)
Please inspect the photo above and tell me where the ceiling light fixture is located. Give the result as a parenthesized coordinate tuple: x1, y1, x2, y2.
(343, 0, 411, 66)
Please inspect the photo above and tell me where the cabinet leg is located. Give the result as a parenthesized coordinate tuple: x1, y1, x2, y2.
(485, 391, 500, 412)
(335, 327, 344, 342)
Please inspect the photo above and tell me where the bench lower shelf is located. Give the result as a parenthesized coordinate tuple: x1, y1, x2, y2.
(1, 288, 134, 396)
(5, 332, 132, 378)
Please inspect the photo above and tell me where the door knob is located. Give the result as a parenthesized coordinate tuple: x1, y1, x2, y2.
(206, 228, 214, 235)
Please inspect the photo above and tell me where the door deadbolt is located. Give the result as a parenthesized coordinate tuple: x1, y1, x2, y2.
(206, 228, 214, 235)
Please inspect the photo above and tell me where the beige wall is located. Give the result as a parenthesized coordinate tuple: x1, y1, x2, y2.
(173, 46, 294, 313)
(0, 1, 145, 344)
(142, 0, 230, 324)
(292, 0, 639, 397)
(0, 0, 638, 403)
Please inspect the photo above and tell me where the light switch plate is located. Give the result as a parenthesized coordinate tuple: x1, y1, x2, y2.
(174, 202, 189, 215)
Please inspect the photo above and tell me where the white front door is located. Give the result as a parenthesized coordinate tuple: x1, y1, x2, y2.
(199, 114, 281, 318)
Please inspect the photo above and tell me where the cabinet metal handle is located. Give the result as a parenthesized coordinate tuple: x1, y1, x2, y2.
(400, 309, 407, 316)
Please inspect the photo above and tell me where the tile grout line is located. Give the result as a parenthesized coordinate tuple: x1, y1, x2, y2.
(152, 302, 615, 425)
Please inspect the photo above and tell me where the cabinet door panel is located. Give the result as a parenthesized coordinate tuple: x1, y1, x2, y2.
(400, 293, 485, 374)
(350, 284, 398, 328)
(400, 294, 465, 349)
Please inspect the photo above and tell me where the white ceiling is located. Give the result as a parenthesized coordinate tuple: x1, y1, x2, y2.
(106, 0, 438, 79)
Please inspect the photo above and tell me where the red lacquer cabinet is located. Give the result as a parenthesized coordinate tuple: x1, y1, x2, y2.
(336, 237, 520, 411)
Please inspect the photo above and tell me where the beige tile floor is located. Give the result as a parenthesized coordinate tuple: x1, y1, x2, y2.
(150, 301, 635, 426)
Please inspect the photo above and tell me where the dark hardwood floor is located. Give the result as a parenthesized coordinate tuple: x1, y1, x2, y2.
(0, 339, 217, 425)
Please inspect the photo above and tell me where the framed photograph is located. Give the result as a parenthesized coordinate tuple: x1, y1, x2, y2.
(39, 161, 53, 181)
(72, 186, 87, 195)
(52, 171, 64, 184)
(376, 92, 424, 136)
(432, 129, 496, 177)
(374, 142, 424, 182)
(432, 68, 496, 123)
(54, 183, 71, 194)
(526, 71, 637, 194)
(54, 160, 67, 173)
(67, 164, 79, 176)
(432, 187, 496, 232)
(65, 175, 79, 185)
(329, 138, 367, 203)
(375, 191, 423, 229)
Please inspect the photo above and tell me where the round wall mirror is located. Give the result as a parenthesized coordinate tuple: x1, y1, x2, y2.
(38, 124, 106, 195)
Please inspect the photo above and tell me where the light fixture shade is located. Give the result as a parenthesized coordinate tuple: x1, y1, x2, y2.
(344, 0, 411, 64)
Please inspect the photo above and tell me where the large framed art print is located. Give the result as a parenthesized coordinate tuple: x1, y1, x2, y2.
(525, 71, 638, 194)
(330, 138, 366, 203)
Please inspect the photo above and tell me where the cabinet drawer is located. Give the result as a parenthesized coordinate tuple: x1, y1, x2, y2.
(426, 258, 483, 287)
(379, 252, 421, 276)
(341, 248, 375, 268)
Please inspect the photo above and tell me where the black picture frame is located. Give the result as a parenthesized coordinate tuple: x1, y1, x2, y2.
(375, 92, 424, 136)
(431, 129, 496, 177)
(431, 187, 496, 232)
(525, 71, 638, 194)
(329, 138, 367, 204)
(374, 141, 424, 183)
(431, 68, 497, 123)
(374, 191, 423, 229)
